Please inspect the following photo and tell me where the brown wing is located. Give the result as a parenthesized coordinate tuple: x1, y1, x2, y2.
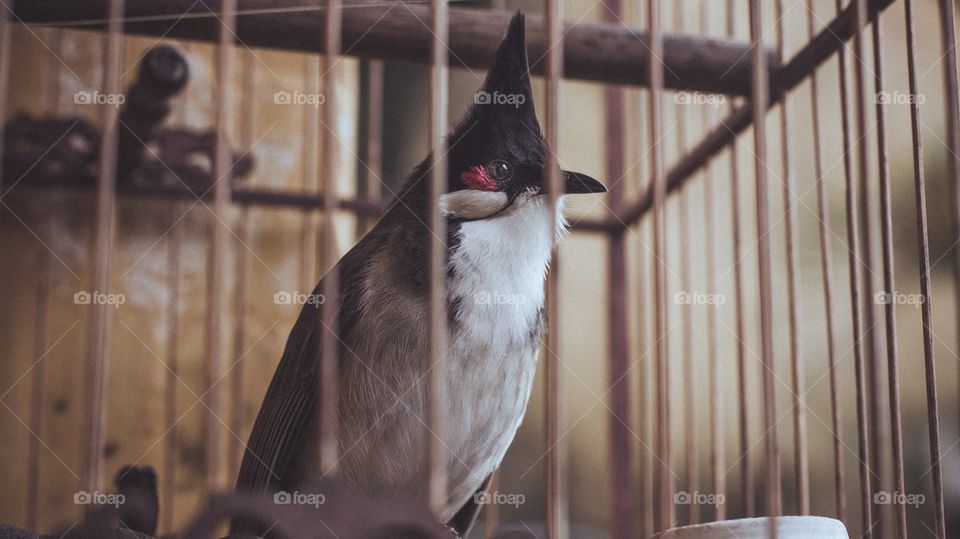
(230, 239, 370, 536)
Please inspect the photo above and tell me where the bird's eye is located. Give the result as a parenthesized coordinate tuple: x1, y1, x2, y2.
(486, 159, 513, 181)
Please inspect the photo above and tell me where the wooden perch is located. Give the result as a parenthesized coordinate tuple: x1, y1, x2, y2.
(13, 0, 775, 96)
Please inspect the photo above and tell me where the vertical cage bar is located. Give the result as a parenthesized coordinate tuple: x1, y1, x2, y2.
(318, 0, 342, 476)
(938, 0, 960, 480)
(726, 0, 754, 518)
(426, 0, 449, 514)
(228, 50, 257, 479)
(483, 471, 500, 539)
(359, 60, 383, 232)
(679, 185, 696, 526)
(703, 145, 723, 522)
(638, 221, 654, 537)
(0, 4, 9, 218)
(302, 56, 320, 287)
(26, 246, 51, 529)
(747, 0, 782, 524)
(604, 0, 632, 533)
(847, 1, 875, 535)
(806, 0, 846, 522)
(26, 31, 61, 529)
(646, 0, 671, 532)
(206, 0, 238, 491)
(870, 10, 907, 539)
(701, 4, 724, 523)
(775, 0, 808, 517)
(163, 41, 193, 532)
(673, 2, 698, 527)
(84, 0, 123, 498)
(544, 0, 566, 535)
(229, 214, 251, 475)
(850, 1, 885, 531)
(902, 0, 947, 536)
(162, 209, 182, 533)
(632, 6, 653, 533)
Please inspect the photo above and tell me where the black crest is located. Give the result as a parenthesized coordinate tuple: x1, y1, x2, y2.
(444, 12, 546, 191)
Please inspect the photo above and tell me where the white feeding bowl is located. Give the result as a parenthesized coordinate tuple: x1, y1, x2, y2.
(662, 516, 849, 539)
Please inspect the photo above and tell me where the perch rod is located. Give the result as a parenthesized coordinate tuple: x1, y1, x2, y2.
(13, 0, 772, 97)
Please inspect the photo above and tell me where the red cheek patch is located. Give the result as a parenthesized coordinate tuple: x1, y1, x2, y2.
(460, 165, 499, 192)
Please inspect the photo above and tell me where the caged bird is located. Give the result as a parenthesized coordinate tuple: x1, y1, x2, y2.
(232, 12, 605, 537)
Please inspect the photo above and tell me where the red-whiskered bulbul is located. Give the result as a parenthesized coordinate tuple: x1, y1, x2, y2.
(232, 12, 605, 537)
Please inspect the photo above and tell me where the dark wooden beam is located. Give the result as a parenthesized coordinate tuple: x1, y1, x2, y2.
(13, 0, 774, 96)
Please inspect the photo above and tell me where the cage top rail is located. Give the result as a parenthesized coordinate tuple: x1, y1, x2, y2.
(13, 0, 772, 97)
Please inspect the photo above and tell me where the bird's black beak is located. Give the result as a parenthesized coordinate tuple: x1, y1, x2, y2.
(563, 171, 607, 194)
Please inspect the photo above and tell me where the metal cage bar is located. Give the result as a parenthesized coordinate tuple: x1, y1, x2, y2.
(725, 0, 753, 520)
(605, 5, 634, 537)
(162, 206, 183, 534)
(544, 0, 566, 535)
(603, 0, 632, 535)
(775, 0, 809, 517)
(426, 0, 449, 515)
(846, 1, 876, 535)
(805, 0, 847, 523)
(646, 0, 671, 533)
(24, 28, 60, 530)
(205, 0, 238, 492)
(701, 2, 725, 523)
(903, 0, 947, 535)
(870, 5, 907, 538)
(940, 2, 960, 489)
(318, 0, 342, 478)
(83, 0, 123, 500)
(747, 0, 782, 527)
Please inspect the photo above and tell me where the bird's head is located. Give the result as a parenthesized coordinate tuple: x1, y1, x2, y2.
(438, 12, 606, 221)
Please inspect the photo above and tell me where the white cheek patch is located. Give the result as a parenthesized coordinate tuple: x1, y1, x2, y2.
(439, 189, 510, 220)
